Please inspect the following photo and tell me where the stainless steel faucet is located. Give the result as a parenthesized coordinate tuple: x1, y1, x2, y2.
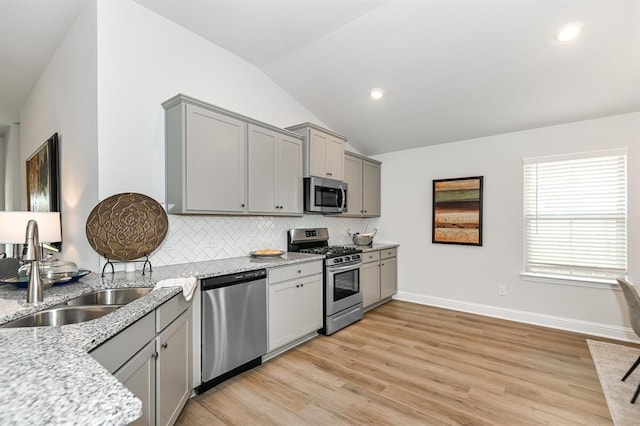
(23, 219, 43, 303)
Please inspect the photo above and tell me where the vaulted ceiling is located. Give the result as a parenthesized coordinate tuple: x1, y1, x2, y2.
(3, 0, 639, 155)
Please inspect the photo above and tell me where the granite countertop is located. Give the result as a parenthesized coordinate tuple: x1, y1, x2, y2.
(347, 242, 399, 253)
(0, 252, 323, 425)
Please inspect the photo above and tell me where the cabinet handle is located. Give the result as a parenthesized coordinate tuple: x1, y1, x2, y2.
(296, 284, 300, 288)
(241, 203, 245, 208)
(151, 352, 158, 360)
(297, 270, 302, 274)
(161, 342, 168, 349)
(300, 283, 304, 288)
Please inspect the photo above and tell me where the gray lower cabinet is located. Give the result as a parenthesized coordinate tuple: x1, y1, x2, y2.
(90, 294, 191, 426)
(115, 340, 156, 425)
(156, 311, 191, 426)
(361, 247, 398, 310)
(380, 253, 398, 299)
(343, 151, 381, 217)
(267, 260, 323, 353)
(360, 253, 380, 308)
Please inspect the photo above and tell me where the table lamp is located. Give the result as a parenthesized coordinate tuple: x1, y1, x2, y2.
(0, 211, 62, 255)
(0, 212, 61, 302)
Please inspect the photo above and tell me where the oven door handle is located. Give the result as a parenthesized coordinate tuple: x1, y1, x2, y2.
(327, 263, 361, 273)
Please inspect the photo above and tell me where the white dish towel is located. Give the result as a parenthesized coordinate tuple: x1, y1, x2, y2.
(154, 277, 198, 302)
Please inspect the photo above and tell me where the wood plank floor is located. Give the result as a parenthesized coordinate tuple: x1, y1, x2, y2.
(176, 300, 638, 425)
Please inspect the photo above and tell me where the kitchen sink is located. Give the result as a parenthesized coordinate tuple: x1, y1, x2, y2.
(0, 305, 121, 328)
(0, 288, 153, 328)
(63, 287, 153, 306)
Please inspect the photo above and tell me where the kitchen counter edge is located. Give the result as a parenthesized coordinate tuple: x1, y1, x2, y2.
(0, 252, 324, 426)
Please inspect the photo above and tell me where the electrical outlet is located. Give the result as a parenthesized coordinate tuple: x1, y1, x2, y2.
(498, 285, 507, 296)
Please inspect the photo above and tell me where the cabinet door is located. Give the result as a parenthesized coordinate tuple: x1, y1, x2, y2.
(343, 154, 363, 216)
(308, 129, 328, 178)
(114, 340, 156, 426)
(278, 134, 303, 214)
(157, 311, 191, 426)
(380, 257, 398, 299)
(268, 280, 298, 351)
(185, 104, 246, 213)
(360, 261, 380, 308)
(325, 136, 345, 181)
(248, 125, 278, 214)
(296, 274, 323, 336)
(363, 160, 381, 217)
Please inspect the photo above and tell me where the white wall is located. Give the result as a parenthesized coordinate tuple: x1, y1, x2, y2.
(371, 112, 640, 340)
(19, 1, 99, 270)
(2, 124, 21, 211)
(92, 0, 370, 270)
(96, 0, 329, 202)
(0, 136, 4, 210)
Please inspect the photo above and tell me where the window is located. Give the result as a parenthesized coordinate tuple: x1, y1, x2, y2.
(523, 149, 627, 284)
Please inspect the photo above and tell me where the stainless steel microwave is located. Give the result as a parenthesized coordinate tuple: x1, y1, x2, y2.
(304, 177, 348, 214)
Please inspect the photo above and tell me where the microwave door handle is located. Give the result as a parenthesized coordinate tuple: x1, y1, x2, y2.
(339, 186, 346, 211)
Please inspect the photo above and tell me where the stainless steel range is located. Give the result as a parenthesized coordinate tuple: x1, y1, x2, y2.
(288, 228, 363, 335)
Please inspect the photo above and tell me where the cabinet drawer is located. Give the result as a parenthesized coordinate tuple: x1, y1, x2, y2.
(90, 311, 155, 374)
(380, 247, 397, 260)
(361, 250, 380, 264)
(156, 293, 190, 332)
(268, 260, 323, 284)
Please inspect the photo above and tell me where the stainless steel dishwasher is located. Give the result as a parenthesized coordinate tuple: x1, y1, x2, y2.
(198, 269, 267, 394)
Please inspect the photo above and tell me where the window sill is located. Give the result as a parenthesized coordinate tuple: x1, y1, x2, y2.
(520, 272, 620, 289)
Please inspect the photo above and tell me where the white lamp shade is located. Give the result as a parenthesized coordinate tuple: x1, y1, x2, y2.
(0, 212, 62, 244)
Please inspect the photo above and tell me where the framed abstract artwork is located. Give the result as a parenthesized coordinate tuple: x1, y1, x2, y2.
(26, 133, 61, 251)
(432, 176, 483, 246)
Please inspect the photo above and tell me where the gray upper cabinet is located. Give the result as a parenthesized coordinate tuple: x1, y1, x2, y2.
(248, 124, 303, 215)
(164, 97, 247, 214)
(163, 94, 303, 216)
(343, 151, 381, 217)
(344, 154, 363, 216)
(286, 123, 346, 181)
(362, 159, 381, 217)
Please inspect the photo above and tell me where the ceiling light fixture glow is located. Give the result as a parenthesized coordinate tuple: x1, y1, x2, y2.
(370, 88, 384, 100)
(554, 23, 582, 42)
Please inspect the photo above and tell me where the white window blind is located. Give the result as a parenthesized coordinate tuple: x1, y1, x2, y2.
(523, 151, 627, 282)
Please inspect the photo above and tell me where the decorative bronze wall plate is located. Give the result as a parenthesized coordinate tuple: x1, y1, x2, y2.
(86, 193, 168, 261)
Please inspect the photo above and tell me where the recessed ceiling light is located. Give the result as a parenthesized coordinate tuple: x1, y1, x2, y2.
(370, 88, 384, 100)
(554, 23, 582, 42)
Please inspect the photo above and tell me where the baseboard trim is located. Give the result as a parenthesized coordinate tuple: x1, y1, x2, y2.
(263, 332, 318, 362)
(394, 291, 639, 343)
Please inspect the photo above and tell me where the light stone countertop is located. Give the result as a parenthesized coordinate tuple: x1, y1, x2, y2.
(346, 242, 399, 253)
(0, 252, 323, 425)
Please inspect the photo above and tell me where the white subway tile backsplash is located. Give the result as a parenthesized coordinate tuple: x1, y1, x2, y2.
(150, 214, 370, 267)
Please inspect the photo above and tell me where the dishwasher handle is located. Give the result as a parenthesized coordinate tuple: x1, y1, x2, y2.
(202, 269, 267, 291)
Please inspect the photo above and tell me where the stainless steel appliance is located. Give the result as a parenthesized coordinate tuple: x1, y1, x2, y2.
(198, 269, 267, 394)
(304, 176, 348, 214)
(287, 228, 363, 335)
